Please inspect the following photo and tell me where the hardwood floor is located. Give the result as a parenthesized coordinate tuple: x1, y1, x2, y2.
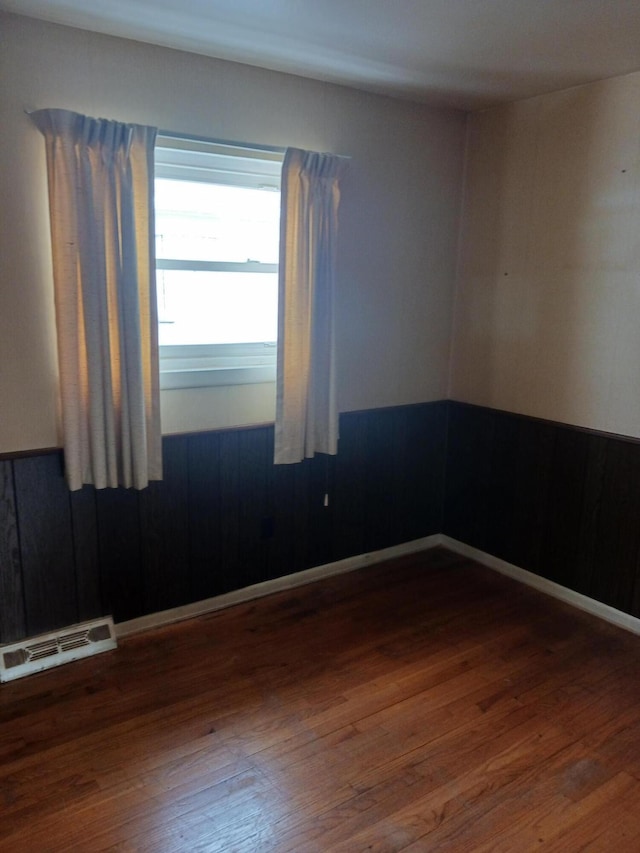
(2, 547, 640, 851)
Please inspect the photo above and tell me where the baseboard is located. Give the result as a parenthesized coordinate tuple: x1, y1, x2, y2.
(117, 532, 640, 640)
(440, 535, 640, 637)
(116, 535, 442, 638)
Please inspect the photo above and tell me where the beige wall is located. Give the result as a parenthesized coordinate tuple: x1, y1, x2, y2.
(0, 12, 465, 452)
(450, 72, 640, 438)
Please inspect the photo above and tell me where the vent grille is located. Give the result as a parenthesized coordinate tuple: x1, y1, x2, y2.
(58, 630, 91, 653)
(27, 638, 61, 661)
(0, 617, 117, 682)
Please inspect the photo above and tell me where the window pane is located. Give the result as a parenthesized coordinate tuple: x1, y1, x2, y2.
(155, 178, 280, 264)
(157, 270, 278, 346)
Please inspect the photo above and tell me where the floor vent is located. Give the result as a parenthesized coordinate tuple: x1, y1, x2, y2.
(0, 617, 117, 683)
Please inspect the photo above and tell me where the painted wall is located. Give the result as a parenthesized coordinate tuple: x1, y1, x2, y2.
(450, 71, 640, 438)
(0, 12, 465, 453)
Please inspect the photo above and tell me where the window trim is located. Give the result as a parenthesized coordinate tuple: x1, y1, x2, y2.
(154, 134, 282, 391)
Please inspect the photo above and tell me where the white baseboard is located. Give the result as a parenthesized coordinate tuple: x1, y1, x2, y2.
(440, 535, 640, 637)
(116, 533, 640, 640)
(116, 535, 442, 638)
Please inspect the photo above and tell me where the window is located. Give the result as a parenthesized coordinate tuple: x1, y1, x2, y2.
(154, 135, 283, 389)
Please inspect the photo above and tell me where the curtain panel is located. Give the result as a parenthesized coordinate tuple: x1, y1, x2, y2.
(32, 108, 162, 490)
(275, 147, 346, 464)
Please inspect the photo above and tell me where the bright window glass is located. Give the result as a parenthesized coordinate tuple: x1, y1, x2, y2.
(153, 137, 282, 388)
(155, 178, 280, 266)
(157, 269, 278, 346)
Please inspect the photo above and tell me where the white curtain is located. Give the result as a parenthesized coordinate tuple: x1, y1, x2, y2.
(275, 147, 346, 464)
(33, 109, 162, 491)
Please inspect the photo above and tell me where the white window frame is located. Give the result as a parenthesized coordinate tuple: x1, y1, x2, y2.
(154, 134, 283, 390)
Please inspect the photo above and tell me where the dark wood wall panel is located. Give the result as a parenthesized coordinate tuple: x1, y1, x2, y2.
(332, 413, 367, 562)
(585, 438, 640, 613)
(96, 488, 143, 623)
(12, 399, 640, 643)
(304, 454, 334, 571)
(139, 436, 190, 615)
(483, 413, 520, 565)
(70, 486, 102, 621)
(331, 405, 447, 564)
(13, 455, 78, 636)
(363, 410, 399, 553)
(512, 419, 556, 576)
(443, 404, 495, 551)
(235, 427, 272, 588)
(268, 454, 312, 580)
(538, 428, 590, 591)
(0, 402, 447, 643)
(0, 460, 25, 643)
(577, 434, 609, 599)
(444, 402, 640, 619)
(400, 402, 447, 542)
(215, 429, 269, 593)
(187, 432, 223, 602)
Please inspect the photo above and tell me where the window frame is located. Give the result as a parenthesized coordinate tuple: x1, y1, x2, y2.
(154, 134, 283, 391)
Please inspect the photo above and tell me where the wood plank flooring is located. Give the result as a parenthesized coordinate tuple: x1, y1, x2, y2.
(2, 547, 640, 851)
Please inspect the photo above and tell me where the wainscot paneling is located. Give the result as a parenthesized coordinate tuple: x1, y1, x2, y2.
(13, 454, 78, 637)
(0, 461, 25, 643)
(444, 402, 640, 618)
(5, 400, 640, 645)
(0, 403, 447, 643)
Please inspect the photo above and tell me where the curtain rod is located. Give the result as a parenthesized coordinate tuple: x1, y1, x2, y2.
(24, 109, 284, 153)
(25, 111, 349, 160)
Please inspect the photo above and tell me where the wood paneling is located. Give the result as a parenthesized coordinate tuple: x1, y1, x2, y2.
(396, 401, 447, 542)
(235, 427, 272, 588)
(444, 402, 640, 619)
(13, 455, 77, 636)
(69, 486, 102, 621)
(443, 403, 495, 550)
(0, 402, 447, 643)
(540, 427, 590, 590)
(333, 404, 448, 562)
(187, 431, 223, 601)
(578, 433, 609, 599)
(0, 461, 25, 643)
(96, 488, 143, 623)
(139, 436, 190, 615)
(268, 455, 309, 580)
(586, 438, 640, 612)
(215, 428, 275, 593)
(7, 399, 640, 644)
(363, 408, 399, 553)
(332, 412, 368, 562)
(484, 411, 520, 564)
(512, 417, 556, 575)
(305, 454, 334, 570)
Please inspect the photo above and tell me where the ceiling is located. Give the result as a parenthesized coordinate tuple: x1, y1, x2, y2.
(4, 0, 640, 110)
